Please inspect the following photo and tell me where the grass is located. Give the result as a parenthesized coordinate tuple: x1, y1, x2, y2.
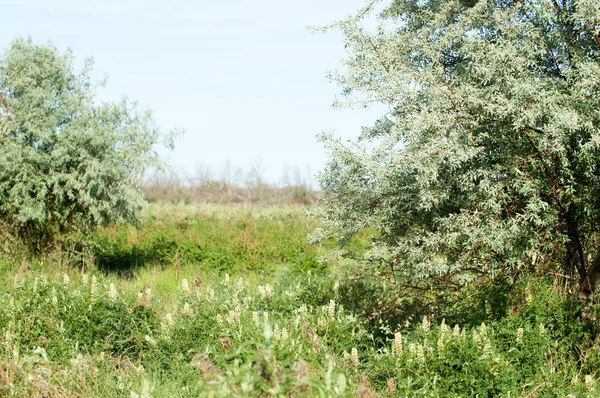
(0, 204, 599, 397)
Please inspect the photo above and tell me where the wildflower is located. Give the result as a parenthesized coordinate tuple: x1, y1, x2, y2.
(482, 340, 492, 358)
(393, 332, 403, 356)
(299, 304, 308, 317)
(145, 335, 157, 347)
(58, 320, 65, 333)
(63, 273, 70, 286)
(33, 278, 38, 293)
(52, 288, 58, 307)
(516, 327, 524, 344)
(82, 274, 88, 286)
(91, 276, 98, 301)
(208, 288, 215, 300)
(216, 314, 224, 325)
(182, 279, 190, 295)
(421, 315, 430, 333)
(453, 324, 460, 338)
(224, 273, 230, 286)
(252, 312, 259, 326)
(274, 324, 281, 341)
(350, 348, 359, 367)
(416, 344, 425, 363)
(263, 311, 269, 322)
(480, 322, 487, 337)
(440, 318, 450, 333)
(281, 328, 289, 341)
(182, 302, 191, 315)
(437, 334, 445, 352)
(485, 300, 492, 316)
(108, 283, 118, 303)
(145, 288, 152, 298)
(333, 280, 340, 295)
(539, 323, 547, 336)
(165, 313, 174, 328)
(294, 315, 301, 328)
(585, 375, 595, 391)
(328, 299, 336, 319)
(408, 343, 416, 357)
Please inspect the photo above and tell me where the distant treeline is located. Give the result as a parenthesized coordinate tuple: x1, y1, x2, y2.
(141, 162, 319, 205)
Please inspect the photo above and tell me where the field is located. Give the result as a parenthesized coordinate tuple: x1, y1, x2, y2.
(0, 204, 598, 397)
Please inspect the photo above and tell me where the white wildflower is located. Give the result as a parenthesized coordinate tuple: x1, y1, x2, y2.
(108, 283, 118, 303)
(539, 323, 547, 336)
(393, 332, 403, 356)
(453, 324, 461, 338)
(421, 315, 430, 333)
(281, 328, 289, 341)
(328, 299, 336, 319)
(585, 375, 595, 391)
(482, 340, 492, 358)
(440, 319, 450, 333)
(224, 273, 230, 286)
(52, 288, 58, 307)
(350, 348, 359, 367)
(91, 276, 98, 301)
(416, 344, 425, 363)
(263, 311, 269, 322)
(182, 302, 191, 315)
(437, 334, 445, 352)
(480, 322, 487, 337)
(82, 274, 88, 286)
(144, 335, 157, 347)
(63, 273, 70, 286)
(516, 327, 524, 344)
(182, 278, 190, 295)
(165, 313, 174, 328)
(273, 324, 281, 341)
(252, 312, 259, 326)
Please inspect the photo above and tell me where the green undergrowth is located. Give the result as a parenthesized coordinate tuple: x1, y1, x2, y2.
(0, 204, 599, 396)
(1, 270, 599, 397)
(91, 204, 326, 277)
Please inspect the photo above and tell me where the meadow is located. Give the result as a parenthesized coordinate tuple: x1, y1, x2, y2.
(0, 204, 598, 397)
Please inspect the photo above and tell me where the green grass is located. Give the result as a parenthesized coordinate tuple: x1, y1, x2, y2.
(0, 204, 599, 397)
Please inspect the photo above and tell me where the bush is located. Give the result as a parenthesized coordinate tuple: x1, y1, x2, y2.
(0, 38, 177, 246)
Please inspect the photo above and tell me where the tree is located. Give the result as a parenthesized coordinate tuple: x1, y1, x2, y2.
(315, 0, 600, 314)
(0, 38, 177, 243)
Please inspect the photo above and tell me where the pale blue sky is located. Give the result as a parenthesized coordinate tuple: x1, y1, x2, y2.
(1, 0, 381, 184)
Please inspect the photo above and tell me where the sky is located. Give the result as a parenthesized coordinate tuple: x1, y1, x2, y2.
(1, 0, 383, 185)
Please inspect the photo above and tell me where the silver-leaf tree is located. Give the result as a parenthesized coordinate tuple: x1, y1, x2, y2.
(0, 38, 177, 241)
(315, 0, 600, 312)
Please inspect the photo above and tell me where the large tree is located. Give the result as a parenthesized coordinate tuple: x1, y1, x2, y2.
(316, 0, 600, 312)
(0, 38, 176, 241)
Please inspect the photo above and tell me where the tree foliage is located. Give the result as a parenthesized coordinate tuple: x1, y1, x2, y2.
(315, 0, 600, 311)
(0, 38, 176, 241)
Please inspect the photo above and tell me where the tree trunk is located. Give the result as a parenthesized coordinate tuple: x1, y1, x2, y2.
(579, 251, 600, 318)
(564, 205, 599, 319)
